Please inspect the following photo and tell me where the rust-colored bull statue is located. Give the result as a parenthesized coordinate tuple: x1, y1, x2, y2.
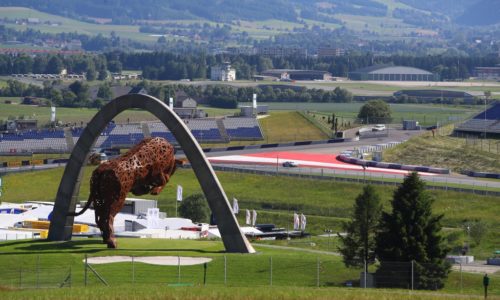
(70, 137, 180, 248)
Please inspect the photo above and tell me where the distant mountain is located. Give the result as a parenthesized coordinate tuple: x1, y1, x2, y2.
(455, 0, 500, 26)
(0, 0, 387, 23)
(397, 0, 480, 18)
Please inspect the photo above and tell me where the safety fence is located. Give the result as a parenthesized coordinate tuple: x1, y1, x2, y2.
(210, 165, 500, 197)
(0, 254, 497, 296)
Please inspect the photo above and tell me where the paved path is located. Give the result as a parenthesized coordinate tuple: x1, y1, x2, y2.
(253, 243, 340, 256)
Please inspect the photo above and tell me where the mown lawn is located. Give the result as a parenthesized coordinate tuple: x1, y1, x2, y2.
(0, 239, 498, 299)
(1, 166, 499, 259)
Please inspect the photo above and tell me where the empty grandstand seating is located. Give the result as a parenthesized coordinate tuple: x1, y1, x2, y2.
(223, 118, 263, 140)
(0, 129, 68, 153)
(455, 102, 500, 134)
(0, 117, 264, 153)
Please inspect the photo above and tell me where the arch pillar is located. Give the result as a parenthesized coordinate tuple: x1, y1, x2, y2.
(48, 94, 255, 253)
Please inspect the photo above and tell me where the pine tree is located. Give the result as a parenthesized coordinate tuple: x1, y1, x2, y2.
(338, 185, 382, 272)
(375, 172, 450, 290)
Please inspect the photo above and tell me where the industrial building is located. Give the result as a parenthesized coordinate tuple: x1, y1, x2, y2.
(261, 69, 332, 81)
(394, 90, 475, 103)
(210, 63, 236, 81)
(349, 65, 439, 81)
(474, 67, 500, 80)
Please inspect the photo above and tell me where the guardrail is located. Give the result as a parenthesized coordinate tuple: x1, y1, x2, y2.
(336, 154, 450, 175)
(462, 170, 500, 180)
(207, 165, 500, 197)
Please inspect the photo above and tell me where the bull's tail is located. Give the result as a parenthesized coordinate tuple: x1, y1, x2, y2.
(67, 170, 99, 216)
(67, 194, 93, 216)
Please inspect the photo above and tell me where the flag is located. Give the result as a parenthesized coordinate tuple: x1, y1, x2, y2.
(252, 209, 257, 226)
(300, 214, 307, 231)
(169, 97, 173, 110)
(232, 198, 239, 214)
(176, 185, 183, 202)
(50, 106, 56, 122)
(252, 93, 257, 109)
(293, 212, 300, 230)
(245, 209, 251, 225)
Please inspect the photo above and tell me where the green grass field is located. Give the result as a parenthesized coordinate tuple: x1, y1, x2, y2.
(1, 166, 499, 259)
(384, 125, 500, 173)
(240, 102, 479, 126)
(0, 239, 498, 299)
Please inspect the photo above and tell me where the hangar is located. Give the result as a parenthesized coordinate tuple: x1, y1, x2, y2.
(349, 65, 439, 81)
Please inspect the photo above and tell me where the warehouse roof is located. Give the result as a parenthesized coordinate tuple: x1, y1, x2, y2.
(352, 65, 433, 75)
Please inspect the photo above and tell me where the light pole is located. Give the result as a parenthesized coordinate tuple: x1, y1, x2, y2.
(484, 91, 491, 140)
(324, 229, 332, 251)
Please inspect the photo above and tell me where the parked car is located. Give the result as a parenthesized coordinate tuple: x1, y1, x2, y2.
(282, 161, 299, 167)
(372, 124, 386, 131)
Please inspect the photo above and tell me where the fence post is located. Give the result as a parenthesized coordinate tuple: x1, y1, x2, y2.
(316, 257, 320, 287)
(203, 263, 207, 286)
(19, 263, 22, 288)
(364, 259, 367, 289)
(131, 256, 135, 284)
(270, 257, 273, 287)
(411, 260, 414, 291)
(224, 256, 227, 286)
(36, 254, 40, 289)
(177, 256, 181, 284)
(460, 262, 463, 294)
(84, 254, 88, 287)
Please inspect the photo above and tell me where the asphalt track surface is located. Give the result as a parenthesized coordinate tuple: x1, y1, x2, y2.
(1, 129, 499, 189)
(203, 130, 500, 190)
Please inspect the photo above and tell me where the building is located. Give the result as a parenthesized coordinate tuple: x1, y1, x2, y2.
(173, 90, 206, 119)
(227, 47, 257, 55)
(349, 65, 439, 81)
(256, 47, 307, 58)
(474, 67, 500, 80)
(394, 90, 475, 104)
(454, 102, 500, 137)
(261, 69, 332, 81)
(210, 63, 236, 81)
(317, 47, 346, 57)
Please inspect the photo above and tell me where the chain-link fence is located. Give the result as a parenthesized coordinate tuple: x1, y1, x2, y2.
(0, 254, 498, 296)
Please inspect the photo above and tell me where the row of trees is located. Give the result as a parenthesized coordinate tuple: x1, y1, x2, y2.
(2, 51, 500, 81)
(338, 173, 450, 289)
(0, 78, 353, 109)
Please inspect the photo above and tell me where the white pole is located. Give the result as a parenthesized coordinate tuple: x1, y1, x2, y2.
(224, 256, 227, 285)
(411, 260, 414, 291)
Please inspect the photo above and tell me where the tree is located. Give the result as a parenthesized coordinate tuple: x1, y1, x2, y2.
(338, 185, 382, 271)
(357, 99, 392, 124)
(178, 193, 210, 223)
(375, 172, 450, 290)
(97, 83, 113, 100)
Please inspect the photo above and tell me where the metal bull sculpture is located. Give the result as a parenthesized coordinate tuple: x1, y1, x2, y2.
(69, 137, 180, 248)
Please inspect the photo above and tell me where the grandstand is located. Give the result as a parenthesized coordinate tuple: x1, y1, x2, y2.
(0, 117, 264, 154)
(223, 118, 263, 140)
(454, 102, 500, 137)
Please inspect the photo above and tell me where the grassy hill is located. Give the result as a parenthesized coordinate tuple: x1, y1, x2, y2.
(383, 125, 500, 173)
(1, 166, 499, 259)
(0, 238, 498, 298)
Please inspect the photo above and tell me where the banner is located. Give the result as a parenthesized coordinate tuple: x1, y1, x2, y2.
(245, 209, 251, 225)
(169, 97, 173, 110)
(300, 214, 307, 231)
(50, 106, 56, 122)
(293, 212, 300, 231)
(232, 198, 239, 214)
(252, 93, 257, 109)
(252, 209, 257, 227)
(176, 185, 183, 202)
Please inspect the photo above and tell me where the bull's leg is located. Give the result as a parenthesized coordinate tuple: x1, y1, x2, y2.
(106, 215, 117, 248)
(105, 193, 128, 248)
